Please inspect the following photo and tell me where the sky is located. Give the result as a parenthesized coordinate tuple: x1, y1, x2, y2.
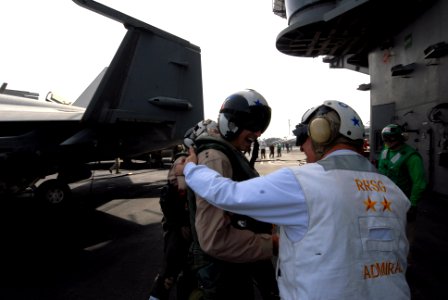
(1, 0, 370, 139)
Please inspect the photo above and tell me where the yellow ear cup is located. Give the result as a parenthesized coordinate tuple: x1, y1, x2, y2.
(309, 117, 331, 144)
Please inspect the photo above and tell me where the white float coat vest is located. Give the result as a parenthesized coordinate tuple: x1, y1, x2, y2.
(278, 154, 410, 300)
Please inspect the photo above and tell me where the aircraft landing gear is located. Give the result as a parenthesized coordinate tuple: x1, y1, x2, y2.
(36, 179, 71, 205)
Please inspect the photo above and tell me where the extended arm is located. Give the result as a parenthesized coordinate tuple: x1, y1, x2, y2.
(184, 162, 307, 227)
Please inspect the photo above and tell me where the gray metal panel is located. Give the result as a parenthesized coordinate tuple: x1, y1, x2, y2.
(369, 0, 448, 196)
(371, 102, 394, 156)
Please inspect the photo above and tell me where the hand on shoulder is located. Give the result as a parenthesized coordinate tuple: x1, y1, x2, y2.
(174, 147, 198, 176)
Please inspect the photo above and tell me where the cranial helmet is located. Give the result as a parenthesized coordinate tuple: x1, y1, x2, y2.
(293, 100, 365, 146)
(183, 119, 219, 148)
(218, 89, 271, 140)
(381, 124, 404, 142)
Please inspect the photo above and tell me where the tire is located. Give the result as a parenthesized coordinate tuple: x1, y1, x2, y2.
(36, 179, 71, 205)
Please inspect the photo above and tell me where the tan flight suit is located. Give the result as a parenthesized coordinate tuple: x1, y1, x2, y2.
(195, 147, 273, 261)
(191, 136, 278, 300)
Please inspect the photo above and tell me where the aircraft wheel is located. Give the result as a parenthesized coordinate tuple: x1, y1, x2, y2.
(36, 179, 71, 205)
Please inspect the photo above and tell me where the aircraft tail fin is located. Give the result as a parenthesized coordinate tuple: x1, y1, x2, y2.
(73, 0, 204, 148)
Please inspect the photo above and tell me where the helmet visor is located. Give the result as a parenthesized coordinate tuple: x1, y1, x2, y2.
(241, 106, 271, 133)
(382, 135, 400, 143)
(381, 125, 402, 143)
(293, 123, 308, 146)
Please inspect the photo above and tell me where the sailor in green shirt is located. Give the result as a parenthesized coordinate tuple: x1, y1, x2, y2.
(378, 124, 427, 220)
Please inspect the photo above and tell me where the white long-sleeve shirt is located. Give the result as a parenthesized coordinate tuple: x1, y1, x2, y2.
(185, 148, 322, 242)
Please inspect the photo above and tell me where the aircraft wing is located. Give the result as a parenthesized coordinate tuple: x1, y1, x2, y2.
(0, 94, 85, 122)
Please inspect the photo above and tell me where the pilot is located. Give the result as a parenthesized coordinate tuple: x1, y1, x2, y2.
(185, 89, 279, 300)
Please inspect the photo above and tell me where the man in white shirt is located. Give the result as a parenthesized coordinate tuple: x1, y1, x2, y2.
(176, 100, 411, 300)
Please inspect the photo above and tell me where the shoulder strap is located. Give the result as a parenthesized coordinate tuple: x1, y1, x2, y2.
(195, 137, 259, 181)
(194, 137, 272, 233)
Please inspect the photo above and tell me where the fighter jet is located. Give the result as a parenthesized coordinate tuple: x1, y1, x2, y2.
(0, 0, 204, 204)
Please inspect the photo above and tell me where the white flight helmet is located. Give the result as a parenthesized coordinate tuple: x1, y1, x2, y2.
(218, 89, 271, 141)
(183, 119, 219, 148)
(293, 100, 365, 146)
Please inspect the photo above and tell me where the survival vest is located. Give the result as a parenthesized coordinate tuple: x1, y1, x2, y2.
(187, 137, 273, 268)
(379, 144, 420, 197)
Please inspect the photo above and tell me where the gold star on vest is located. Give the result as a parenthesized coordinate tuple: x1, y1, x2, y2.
(381, 197, 392, 212)
(364, 196, 377, 211)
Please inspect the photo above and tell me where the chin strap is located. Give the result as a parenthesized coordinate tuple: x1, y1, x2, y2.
(249, 139, 259, 168)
